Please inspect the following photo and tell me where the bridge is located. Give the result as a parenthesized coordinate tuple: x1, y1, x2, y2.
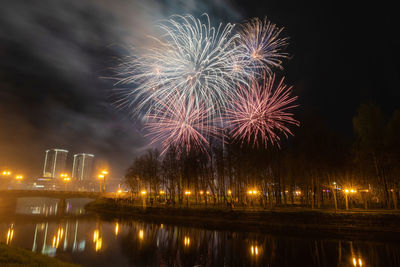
(0, 190, 106, 218)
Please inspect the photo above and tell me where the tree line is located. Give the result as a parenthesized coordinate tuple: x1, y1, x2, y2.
(125, 103, 400, 209)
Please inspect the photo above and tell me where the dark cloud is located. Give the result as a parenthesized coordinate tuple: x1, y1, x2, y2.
(1, 0, 399, 182)
(0, 0, 241, 180)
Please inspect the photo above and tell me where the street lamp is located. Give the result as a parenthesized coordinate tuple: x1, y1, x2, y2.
(98, 174, 104, 193)
(344, 188, 357, 210)
(60, 173, 70, 191)
(141, 190, 147, 208)
(63, 176, 70, 191)
(98, 170, 108, 193)
(159, 190, 165, 202)
(185, 190, 191, 206)
(247, 189, 258, 207)
(247, 190, 258, 195)
(2, 170, 11, 176)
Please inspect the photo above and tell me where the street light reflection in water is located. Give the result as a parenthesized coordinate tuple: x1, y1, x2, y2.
(0, 198, 399, 266)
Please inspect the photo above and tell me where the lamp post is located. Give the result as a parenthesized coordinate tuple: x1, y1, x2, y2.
(60, 173, 70, 191)
(159, 190, 165, 202)
(344, 188, 357, 210)
(97, 170, 108, 193)
(141, 190, 147, 209)
(2, 170, 12, 176)
(227, 189, 233, 209)
(247, 189, 258, 207)
(98, 174, 104, 192)
(63, 176, 70, 191)
(185, 190, 191, 207)
(100, 170, 108, 193)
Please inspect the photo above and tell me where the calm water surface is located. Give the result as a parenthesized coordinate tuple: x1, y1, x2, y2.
(1, 197, 399, 267)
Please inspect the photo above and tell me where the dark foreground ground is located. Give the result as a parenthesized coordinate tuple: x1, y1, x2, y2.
(0, 243, 79, 267)
(86, 198, 400, 242)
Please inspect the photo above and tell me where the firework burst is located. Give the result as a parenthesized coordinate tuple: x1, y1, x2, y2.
(117, 14, 250, 119)
(225, 74, 299, 148)
(145, 96, 217, 155)
(237, 17, 289, 75)
(116, 14, 298, 153)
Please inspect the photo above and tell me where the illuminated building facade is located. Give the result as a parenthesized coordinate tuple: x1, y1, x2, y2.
(42, 149, 68, 179)
(72, 153, 94, 181)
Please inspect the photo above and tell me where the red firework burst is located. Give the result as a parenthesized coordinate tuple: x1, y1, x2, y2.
(226, 74, 299, 147)
(145, 96, 217, 155)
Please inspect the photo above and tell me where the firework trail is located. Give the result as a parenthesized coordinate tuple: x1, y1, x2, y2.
(117, 14, 250, 120)
(237, 17, 289, 75)
(225, 74, 298, 148)
(145, 96, 217, 155)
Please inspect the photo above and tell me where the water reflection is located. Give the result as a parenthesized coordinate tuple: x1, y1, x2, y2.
(1, 198, 400, 266)
(183, 236, 190, 247)
(15, 197, 92, 216)
(138, 229, 144, 241)
(250, 244, 259, 256)
(115, 222, 119, 236)
(6, 224, 14, 245)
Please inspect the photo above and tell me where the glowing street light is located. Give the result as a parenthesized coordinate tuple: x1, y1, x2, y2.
(2, 170, 11, 176)
(185, 190, 191, 206)
(97, 170, 108, 193)
(227, 189, 232, 195)
(140, 190, 147, 208)
(344, 188, 357, 210)
(247, 190, 257, 195)
(61, 173, 70, 191)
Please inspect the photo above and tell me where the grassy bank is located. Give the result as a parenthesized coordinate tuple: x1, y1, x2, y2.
(0, 243, 79, 267)
(86, 198, 400, 241)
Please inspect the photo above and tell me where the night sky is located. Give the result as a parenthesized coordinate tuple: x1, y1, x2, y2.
(0, 0, 398, 181)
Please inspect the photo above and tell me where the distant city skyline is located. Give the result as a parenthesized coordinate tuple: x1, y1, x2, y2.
(42, 149, 68, 179)
(42, 149, 96, 181)
(72, 153, 94, 181)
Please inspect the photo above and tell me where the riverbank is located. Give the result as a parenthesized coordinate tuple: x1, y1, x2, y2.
(0, 243, 79, 267)
(86, 198, 400, 241)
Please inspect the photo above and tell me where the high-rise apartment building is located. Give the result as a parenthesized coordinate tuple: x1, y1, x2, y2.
(72, 153, 94, 181)
(42, 149, 68, 178)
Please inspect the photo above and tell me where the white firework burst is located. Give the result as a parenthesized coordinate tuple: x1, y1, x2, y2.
(237, 17, 289, 75)
(117, 14, 250, 120)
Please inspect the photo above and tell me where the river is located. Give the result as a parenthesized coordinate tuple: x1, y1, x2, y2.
(0, 197, 399, 266)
